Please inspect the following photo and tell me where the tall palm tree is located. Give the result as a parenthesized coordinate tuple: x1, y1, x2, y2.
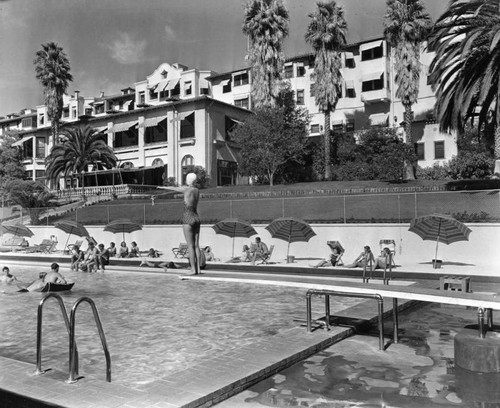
(33, 42, 73, 146)
(242, 0, 289, 108)
(45, 125, 117, 187)
(305, 1, 347, 180)
(384, 0, 432, 179)
(428, 0, 500, 172)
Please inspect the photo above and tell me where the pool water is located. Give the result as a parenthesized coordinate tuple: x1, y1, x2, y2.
(218, 303, 500, 407)
(0, 267, 360, 389)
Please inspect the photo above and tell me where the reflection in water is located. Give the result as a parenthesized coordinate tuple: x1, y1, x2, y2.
(226, 303, 500, 408)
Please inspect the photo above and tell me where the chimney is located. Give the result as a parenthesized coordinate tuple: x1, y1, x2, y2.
(74, 90, 80, 100)
(100, 91, 105, 98)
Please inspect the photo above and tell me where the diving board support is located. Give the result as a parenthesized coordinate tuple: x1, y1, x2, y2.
(306, 289, 387, 351)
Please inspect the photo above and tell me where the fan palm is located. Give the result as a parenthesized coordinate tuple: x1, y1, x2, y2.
(305, 1, 347, 180)
(428, 0, 500, 165)
(384, 0, 432, 179)
(34, 42, 73, 146)
(45, 125, 117, 186)
(242, 0, 289, 108)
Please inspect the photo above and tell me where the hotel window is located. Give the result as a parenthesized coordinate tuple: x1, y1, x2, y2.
(24, 170, 33, 180)
(309, 83, 315, 95)
(35, 170, 45, 180)
(39, 114, 45, 125)
(184, 81, 192, 96)
(95, 104, 105, 114)
(72, 107, 77, 118)
(145, 122, 168, 144)
(222, 80, 231, 93)
(417, 142, 425, 161)
(149, 89, 158, 100)
(345, 81, 355, 98)
(296, 89, 304, 105)
(332, 123, 343, 132)
(181, 155, 194, 185)
(85, 108, 92, 116)
(119, 101, 124, 109)
(180, 113, 195, 139)
(63, 108, 69, 118)
(21, 118, 32, 128)
(114, 129, 138, 148)
(35, 137, 45, 159)
(233, 72, 249, 87)
(362, 74, 384, 92)
(361, 44, 383, 61)
(138, 91, 146, 105)
(296, 64, 305, 77)
(225, 116, 240, 141)
(234, 97, 249, 109)
(345, 53, 355, 68)
(284, 64, 293, 79)
(200, 87, 209, 95)
(310, 124, 320, 134)
(346, 120, 355, 132)
(434, 141, 445, 159)
(171, 83, 181, 97)
(152, 158, 164, 167)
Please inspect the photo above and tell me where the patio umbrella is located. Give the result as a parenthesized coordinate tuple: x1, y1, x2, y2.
(1, 223, 34, 251)
(104, 218, 142, 242)
(265, 217, 316, 257)
(408, 214, 472, 266)
(54, 220, 90, 253)
(212, 218, 257, 257)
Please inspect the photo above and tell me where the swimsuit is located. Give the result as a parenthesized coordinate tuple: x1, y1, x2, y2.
(183, 204, 201, 228)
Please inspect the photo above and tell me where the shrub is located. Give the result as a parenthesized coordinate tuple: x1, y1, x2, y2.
(183, 165, 209, 189)
(416, 163, 451, 180)
(447, 152, 494, 179)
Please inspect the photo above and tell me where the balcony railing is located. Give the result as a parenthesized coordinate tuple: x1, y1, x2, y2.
(361, 88, 391, 103)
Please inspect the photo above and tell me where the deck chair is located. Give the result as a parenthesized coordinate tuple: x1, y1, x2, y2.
(379, 239, 396, 266)
(254, 245, 274, 265)
(25, 239, 53, 253)
(66, 239, 84, 254)
(327, 241, 345, 266)
(172, 243, 188, 258)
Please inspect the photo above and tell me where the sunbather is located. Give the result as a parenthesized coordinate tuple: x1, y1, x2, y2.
(226, 245, 251, 263)
(80, 242, 98, 272)
(345, 245, 375, 269)
(97, 243, 110, 271)
(128, 241, 139, 258)
(373, 247, 392, 270)
(70, 245, 84, 271)
(310, 245, 343, 268)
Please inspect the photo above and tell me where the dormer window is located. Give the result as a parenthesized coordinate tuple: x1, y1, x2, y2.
(161, 70, 168, 79)
(184, 81, 192, 96)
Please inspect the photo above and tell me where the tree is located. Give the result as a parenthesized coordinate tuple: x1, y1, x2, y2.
(34, 42, 73, 145)
(242, 0, 289, 108)
(45, 125, 117, 187)
(428, 0, 500, 174)
(0, 132, 26, 183)
(4, 179, 58, 225)
(305, 1, 348, 180)
(384, 0, 432, 179)
(231, 88, 309, 185)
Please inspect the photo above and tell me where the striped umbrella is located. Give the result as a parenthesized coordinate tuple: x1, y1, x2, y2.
(104, 218, 142, 242)
(265, 217, 316, 257)
(55, 220, 89, 252)
(408, 214, 472, 265)
(1, 223, 33, 250)
(212, 218, 257, 257)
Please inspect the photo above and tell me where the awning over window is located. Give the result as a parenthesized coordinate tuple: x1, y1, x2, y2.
(295, 61, 304, 67)
(217, 144, 238, 162)
(93, 101, 105, 106)
(12, 135, 34, 147)
(345, 80, 355, 89)
(360, 40, 383, 52)
(220, 79, 230, 87)
(369, 113, 389, 126)
(153, 79, 170, 92)
(178, 111, 194, 121)
(165, 78, 180, 91)
(123, 100, 132, 109)
(345, 51, 354, 59)
(199, 77, 209, 88)
(284, 62, 293, 67)
(232, 70, 248, 77)
(361, 71, 384, 82)
(93, 125, 108, 134)
(227, 116, 243, 125)
(139, 115, 168, 128)
(109, 121, 137, 133)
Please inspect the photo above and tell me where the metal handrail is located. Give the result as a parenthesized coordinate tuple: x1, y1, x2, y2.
(35, 294, 78, 376)
(363, 253, 393, 285)
(306, 289, 387, 351)
(67, 297, 111, 383)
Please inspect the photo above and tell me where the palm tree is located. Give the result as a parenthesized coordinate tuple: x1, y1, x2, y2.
(242, 0, 289, 108)
(45, 125, 117, 187)
(428, 0, 500, 173)
(384, 0, 432, 179)
(305, 1, 347, 180)
(33, 42, 73, 145)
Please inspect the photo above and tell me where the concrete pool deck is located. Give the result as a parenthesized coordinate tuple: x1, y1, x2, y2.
(1, 254, 499, 407)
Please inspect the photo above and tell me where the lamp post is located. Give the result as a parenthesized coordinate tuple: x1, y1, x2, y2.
(81, 170, 86, 200)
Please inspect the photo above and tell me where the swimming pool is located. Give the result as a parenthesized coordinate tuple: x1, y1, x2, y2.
(0, 267, 361, 389)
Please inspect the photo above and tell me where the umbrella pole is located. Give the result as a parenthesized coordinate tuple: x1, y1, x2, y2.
(434, 219, 441, 267)
(232, 224, 236, 258)
(64, 234, 72, 254)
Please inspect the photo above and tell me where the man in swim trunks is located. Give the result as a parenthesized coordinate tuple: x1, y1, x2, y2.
(44, 263, 67, 284)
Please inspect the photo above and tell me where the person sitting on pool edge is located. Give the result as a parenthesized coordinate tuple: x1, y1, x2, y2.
(118, 241, 129, 258)
(79, 241, 98, 272)
(108, 242, 117, 257)
(97, 243, 110, 271)
(128, 241, 139, 258)
(70, 244, 84, 271)
(345, 245, 375, 270)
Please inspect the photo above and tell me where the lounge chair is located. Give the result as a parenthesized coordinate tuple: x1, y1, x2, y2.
(1, 236, 29, 251)
(66, 239, 84, 254)
(172, 243, 188, 258)
(254, 245, 274, 265)
(25, 239, 56, 253)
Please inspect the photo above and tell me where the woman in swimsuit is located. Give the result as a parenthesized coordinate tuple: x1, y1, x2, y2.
(182, 173, 202, 275)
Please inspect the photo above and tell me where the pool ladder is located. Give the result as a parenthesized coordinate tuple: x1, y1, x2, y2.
(35, 293, 111, 383)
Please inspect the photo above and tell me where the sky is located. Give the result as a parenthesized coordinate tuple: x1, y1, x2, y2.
(0, 0, 448, 115)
